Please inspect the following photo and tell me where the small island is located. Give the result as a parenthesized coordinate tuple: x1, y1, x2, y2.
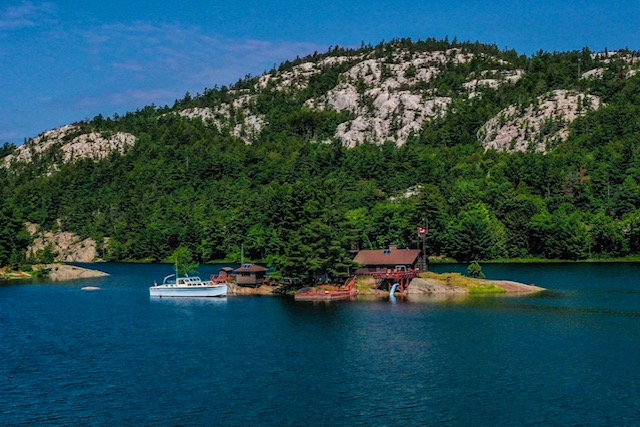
(294, 271, 544, 301)
(294, 249, 544, 301)
(42, 264, 109, 281)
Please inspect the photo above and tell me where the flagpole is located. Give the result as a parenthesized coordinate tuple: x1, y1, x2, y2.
(417, 219, 428, 271)
(423, 218, 427, 271)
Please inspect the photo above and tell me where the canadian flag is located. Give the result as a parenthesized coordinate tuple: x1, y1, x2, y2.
(417, 227, 428, 236)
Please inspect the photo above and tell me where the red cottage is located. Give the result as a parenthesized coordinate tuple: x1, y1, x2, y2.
(353, 245, 424, 275)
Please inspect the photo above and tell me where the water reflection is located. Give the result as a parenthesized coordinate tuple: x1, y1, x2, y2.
(405, 293, 469, 304)
(2, 262, 639, 426)
(149, 296, 228, 307)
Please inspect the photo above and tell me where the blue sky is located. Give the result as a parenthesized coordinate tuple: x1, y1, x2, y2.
(1, 1, 639, 144)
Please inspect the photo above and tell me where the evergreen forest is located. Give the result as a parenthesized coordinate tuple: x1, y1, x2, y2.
(2, 38, 640, 281)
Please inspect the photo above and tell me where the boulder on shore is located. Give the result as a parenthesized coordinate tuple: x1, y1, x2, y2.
(407, 272, 544, 296)
(406, 277, 468, 295)
(0, 269, 31, 280)
(227, 283, 278, 295)
(38, 264, 109, 281)
(475, 278, 545, 293)
(26, 222, 103, 263)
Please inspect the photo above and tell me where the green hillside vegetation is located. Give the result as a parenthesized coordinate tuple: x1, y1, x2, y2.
(2, 38, 640, 280)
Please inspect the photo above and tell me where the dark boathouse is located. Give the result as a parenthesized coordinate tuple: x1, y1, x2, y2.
(234, 263, 269, 287)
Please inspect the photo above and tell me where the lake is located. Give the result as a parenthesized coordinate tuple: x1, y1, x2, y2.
(1, 263, 639, 426)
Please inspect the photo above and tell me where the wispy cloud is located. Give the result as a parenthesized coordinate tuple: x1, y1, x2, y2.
(2, 18, 328, 142)
(112, 62, 144, 72)
(73, 22, 327, 109)
(0, 1, 55, 31)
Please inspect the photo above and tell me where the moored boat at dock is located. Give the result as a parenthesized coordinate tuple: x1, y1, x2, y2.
(149, 274, 227, 298)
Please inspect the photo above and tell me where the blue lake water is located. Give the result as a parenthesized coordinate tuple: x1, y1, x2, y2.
(1, 262, 639, 426)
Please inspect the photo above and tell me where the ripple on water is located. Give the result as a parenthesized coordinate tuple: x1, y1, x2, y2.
(0, 263, 639, 426)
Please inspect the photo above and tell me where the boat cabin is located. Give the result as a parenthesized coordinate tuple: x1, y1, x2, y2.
(234, 263, 268, 287)
(162, 275, 204, 286)
(353, 245, 423, 275)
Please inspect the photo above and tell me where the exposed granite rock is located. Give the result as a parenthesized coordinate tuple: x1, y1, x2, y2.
(26, 222, 102, 263)
(227, 283, 278, 295)
(177, 93, 264, 144)
(39, 263, 109, 281)
(2, 126, 136, 167)
(463, 69, 525, 98)
(406, 277, 468, 294)
(177, 48, 522, 147)
(479, 89, 603, 153)
(475, 279, 545, 293)
(581, 68, 606, 80)
(591, 51, 640, 65)
(4, 125, 77, 165)
(60, 132, 136, 163)
(0, 269, 31, 280)
(10, 48, 633, 159)
(306, 49, 473, 146)
(407, 275, 544, 295)
(256, 55, 359, 91)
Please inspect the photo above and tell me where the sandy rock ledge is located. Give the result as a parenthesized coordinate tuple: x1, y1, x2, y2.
(407, 275, 544, 295)
(38, 264, 109, 281)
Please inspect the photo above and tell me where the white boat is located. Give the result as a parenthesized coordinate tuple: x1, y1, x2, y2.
(149, 274, 227, 298)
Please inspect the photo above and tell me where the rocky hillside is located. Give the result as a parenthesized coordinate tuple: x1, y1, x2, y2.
(4, 42, 639, 165)
(25, 223, 102, 263)
(166, 46, 639, 152)
(2, 125, 136, 169)
(176, 47, 526, 147)
(478, 89, 603, 153)
(3, 39, 640, 269)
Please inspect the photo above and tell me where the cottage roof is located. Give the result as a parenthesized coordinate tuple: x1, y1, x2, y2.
(353, 248, 421, 266)
(234, 263, 268, 273)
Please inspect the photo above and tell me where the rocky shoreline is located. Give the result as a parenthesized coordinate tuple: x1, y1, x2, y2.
(1, 264, 109, 282)
(301, 272, 544, 300)
(37, 264, 109, 281)
(226, 283, 279, 296)
(4, 264, 543, 299)
(405, 274, 544, 296)
(224, 271, 544, 299)
(0, 270, 32, 280)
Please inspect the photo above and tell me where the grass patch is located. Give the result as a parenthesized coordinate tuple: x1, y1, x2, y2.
(0, 270, 32, 280)
(355, 276, 376, 291)
(420, 271, 476, 288)
(468, 284, 506, 294)
(419, 271, 505, 293)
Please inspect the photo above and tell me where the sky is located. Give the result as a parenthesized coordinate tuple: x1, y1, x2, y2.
(1, 1, 639, 145)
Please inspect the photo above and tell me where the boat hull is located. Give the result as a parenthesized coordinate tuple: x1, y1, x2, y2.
(149, 284, 228, 298)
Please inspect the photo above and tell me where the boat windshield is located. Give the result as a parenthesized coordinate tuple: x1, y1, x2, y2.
(160, 274, 207, 286)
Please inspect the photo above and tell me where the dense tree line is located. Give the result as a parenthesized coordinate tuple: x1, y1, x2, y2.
(2, 39, 640, 280)
(0, 201, 28, 269)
